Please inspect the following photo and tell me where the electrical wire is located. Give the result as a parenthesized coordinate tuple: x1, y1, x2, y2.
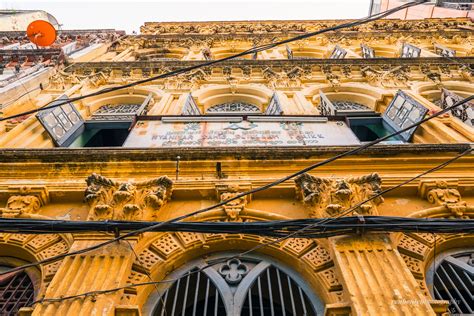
(3, 215, 474, 236)
(0, 0, 428, 122)
(1, 93, 473, 279)
(30, 147, 472, 305)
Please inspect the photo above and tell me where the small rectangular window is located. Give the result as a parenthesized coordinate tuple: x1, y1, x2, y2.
(434, 44, 456, 57)
(360, 44, 375, 58)
(401, 43, 421, 58)
(329, 45, 347, 59)
(265, 93, 283, 115)
(439, 88, 473, 127)
(182, 93, 202, 115)
(286, 45, 293, 60)
(36, 95, 85, 147)
(382, 90, 428, 141)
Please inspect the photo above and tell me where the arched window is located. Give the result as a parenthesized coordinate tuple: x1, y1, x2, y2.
(148, 254, 323, 316)
(0, 265, 35, 314)
(91, 103, 144, 121)
(206, 102, 261, 114)
(428, 249, 474, 315)
(332, 101, 371, 112)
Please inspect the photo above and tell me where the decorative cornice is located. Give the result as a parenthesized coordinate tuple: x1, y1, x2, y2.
(139, 18, 473, 35)
(65, 57, 474, 73)
(111, 29, 473, 50)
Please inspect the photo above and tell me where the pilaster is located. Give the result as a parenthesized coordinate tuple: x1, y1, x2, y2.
(32, 237, 136, 316)
(330, 234, 436, 316)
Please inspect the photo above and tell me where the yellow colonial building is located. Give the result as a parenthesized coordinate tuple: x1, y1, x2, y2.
(0, 16, 472, 315)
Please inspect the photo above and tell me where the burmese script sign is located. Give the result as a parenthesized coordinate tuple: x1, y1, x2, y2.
(123, 120, 361, 147)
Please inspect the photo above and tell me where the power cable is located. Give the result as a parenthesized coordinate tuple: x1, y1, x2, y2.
(0, 0, 428, 122)
(31, 147, 472, 304)
(3, 214, 474, 236)
(1, 93, 473, 279)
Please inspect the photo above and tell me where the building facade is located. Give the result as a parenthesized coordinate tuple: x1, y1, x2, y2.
(0, 16, 473, 315)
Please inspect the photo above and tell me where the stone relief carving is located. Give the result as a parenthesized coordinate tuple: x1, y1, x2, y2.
(218, 259, 249, 285)
(216, 184, 250, 222)
(295, 173, 384, 218)
(361, 65, 409, 88)
(418, 180, 469, 218)
(0, 186, 50, 219)
(84, 173, 173, 221)
(420, 64, 442, 85)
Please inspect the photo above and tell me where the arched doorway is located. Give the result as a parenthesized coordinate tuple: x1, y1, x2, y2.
(149, 253, 323, 316)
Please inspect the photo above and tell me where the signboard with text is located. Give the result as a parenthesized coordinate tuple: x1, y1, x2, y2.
(124, 120, 360, 148)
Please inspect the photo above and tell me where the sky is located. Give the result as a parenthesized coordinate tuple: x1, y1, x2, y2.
(2, 0, 371, 34)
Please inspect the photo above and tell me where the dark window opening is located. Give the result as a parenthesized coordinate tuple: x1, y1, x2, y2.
(350, 125, 380, 141)
(83, 128, 130, 147)
(348, 117, 404, 143)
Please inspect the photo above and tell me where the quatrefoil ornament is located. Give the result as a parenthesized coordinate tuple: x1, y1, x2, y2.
(218, 259, 249, 285)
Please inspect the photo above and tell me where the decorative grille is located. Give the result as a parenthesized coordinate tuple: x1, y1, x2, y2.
(433, 251, 474, 314)
(439, 88, 473, 127)
(400, 43, 421, 58)
(206, 102, 261, 114)
(0, 267, 35, 315)
(265, 93, 283, 115)
(329, 45, 347, 59)
(154, 269, 226, 316)
(382, 90, 428, 141)
(153, 258, 318, 315)
(434, 44, 456, 57)
(36, 94, 85, 147)
(90, 93, 152, 121)
(91, 104, 141, 120)
(182, 93, 202, 115)
(241, 265, 316, 316)
(318, 91, 374, 116)
(360, 44, 375, 58)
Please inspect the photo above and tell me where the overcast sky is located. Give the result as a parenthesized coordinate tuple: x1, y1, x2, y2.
(3, 0, 371, 34)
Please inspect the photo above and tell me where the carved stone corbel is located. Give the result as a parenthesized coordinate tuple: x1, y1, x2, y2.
(321, 65, 340, 91)
(84, 173, 173, 221)
(295, 173, 383, 218)
(216, 183, 251, 222)
(418, 179, 468, 218)
(0, 186, 50, 219)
